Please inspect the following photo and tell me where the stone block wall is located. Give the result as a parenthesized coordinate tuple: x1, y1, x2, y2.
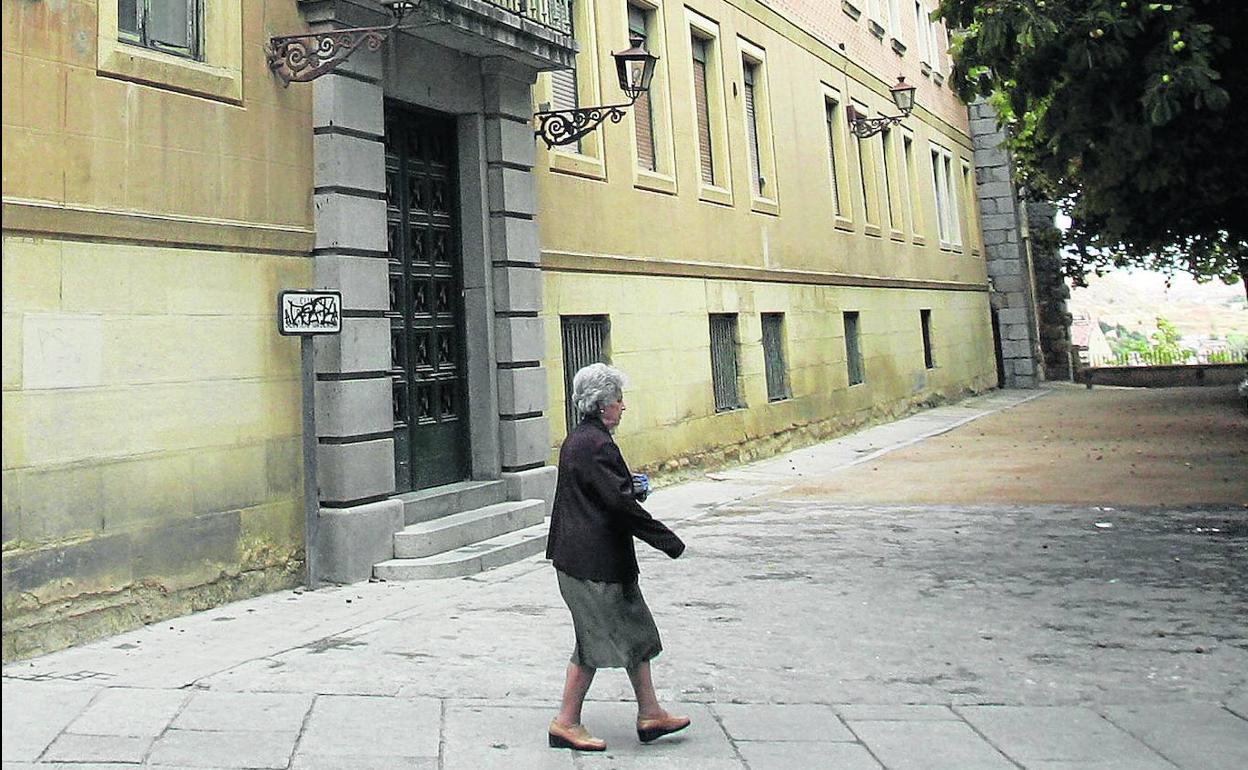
(969, 100, 1042, 387)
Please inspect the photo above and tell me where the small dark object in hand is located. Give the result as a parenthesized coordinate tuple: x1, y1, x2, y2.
(631, 473, 650, 502)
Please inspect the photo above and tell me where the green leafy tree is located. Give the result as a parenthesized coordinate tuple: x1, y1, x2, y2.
(937, 0, 1248, 299)
(1148, 316, 1194, 362)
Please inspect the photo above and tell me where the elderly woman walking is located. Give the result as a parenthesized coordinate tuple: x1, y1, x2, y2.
(546, 363, 690, 752)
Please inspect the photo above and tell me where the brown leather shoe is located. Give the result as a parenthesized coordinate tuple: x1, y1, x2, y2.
(548, 720, 607, 751)
(636, 712, 691, 743)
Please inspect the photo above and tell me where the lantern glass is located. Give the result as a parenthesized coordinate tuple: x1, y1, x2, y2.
(613, 33, 658, 101)
(890, 76, 916, 115)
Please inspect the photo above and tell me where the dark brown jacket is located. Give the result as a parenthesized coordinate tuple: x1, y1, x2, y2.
(546, 416, 685, 582)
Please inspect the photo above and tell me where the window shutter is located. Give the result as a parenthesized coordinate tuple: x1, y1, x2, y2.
(692, 39, 714, 185)
(629, 6, 656, 170)
(634, 91, 656, 170)
(744, 64, 762, 196)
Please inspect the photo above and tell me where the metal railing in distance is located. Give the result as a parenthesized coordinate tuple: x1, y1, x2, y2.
(1089, 349, 1248, 368)
(484, 0, 573, 35)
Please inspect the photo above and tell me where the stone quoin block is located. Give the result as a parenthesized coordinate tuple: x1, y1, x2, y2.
(489, 216, 539, 265)
(313, 75, 384, 136)
(314, 254, 390, 312)
(314, 133, 385, 192)
(497, 365, 548, 416)
(317, 439, 395, 503)
(499, 416, 550, 468)
(492, 265, 543, 313)
(494, 315, 545, 364)
(313, 318, 391, 375)
(314, 378, 394, 438)
(313, 194, 387, 253)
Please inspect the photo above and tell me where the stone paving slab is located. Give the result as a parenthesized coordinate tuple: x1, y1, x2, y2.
(0, 681, 99, 762)
(293, 695, 441, 760)
(145, 729, 298, 769)
(834, 704, 961, 721)
(956, 706, 1166, 765)
(1102, 703, 1248, 770)
(736, 741, 884, 770)
(66, 687, 188, 737)
(40, 734, 151, 765)
(845, 720, 1017, 770)
(171, 691, 313, 734)
(711, 702, 854, 742)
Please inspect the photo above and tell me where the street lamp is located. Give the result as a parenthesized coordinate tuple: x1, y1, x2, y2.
(534, 33, 660, 149)
(267, 1, 420, 86)
(845, 76, 918, 139)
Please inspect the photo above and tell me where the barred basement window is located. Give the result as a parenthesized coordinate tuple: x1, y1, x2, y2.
(920, 309, 935, 369)
(709, 313, 742, 411)
(844, 311, 864, 386)
(118, 0, 202, 60)
(561, 315, 610, 431)
(761, 313, 790, 401)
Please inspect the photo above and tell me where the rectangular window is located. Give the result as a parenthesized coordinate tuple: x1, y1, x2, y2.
(881, 128, 897, 232)
(914, 2, 930, 66)
(761, 313, 790, 401)
(118, 0, 201, 60)
(944, 153, 961, 246)
(962, 160, 980, 253)
(856, 106, 879, 227)
(903, 134, 923, 237)
(743, 59, 763, 197)
(561, 315, 610, 431)
(888, 0, 903, 38)
(709, 314, 742, 411)
(844, 311, 864, 386)
(550, 8, 581, 154)
(920, 309, 934, 369)
(692, 35, 716, 185)
(931, 147, 950, 244)
(629, 4, 657, 171)
(825, 99, 843, 217)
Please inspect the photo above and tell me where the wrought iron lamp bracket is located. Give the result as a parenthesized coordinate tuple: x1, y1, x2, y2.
(534, 100, 636, 149)
(266, 2, 421, 85)
(846, 109, 907, 139)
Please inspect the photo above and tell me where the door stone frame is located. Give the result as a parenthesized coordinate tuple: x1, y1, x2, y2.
(304, 1, 571, 583)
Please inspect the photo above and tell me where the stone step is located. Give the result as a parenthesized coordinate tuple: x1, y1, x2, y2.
(394, 479, 508, 526)
(392, 500, 545, 559)
(374, 521, 549, 580)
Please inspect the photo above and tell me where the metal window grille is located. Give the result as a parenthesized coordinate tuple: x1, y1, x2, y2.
(743, 60, 763, 196)
(629, 5, 657, 171)
(761, 313, 790, 401)
(844, 311, 864, 386)
(118, 0, 201, 60)
(709, 314, 741, 411)
(561, 315, 609, 431)
(920, 309, 934, 369)
(825, 100, 841, 216)
(692, 37, 715, 185)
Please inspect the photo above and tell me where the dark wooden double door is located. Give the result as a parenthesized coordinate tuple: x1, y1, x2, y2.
(385, 104, 469, 492)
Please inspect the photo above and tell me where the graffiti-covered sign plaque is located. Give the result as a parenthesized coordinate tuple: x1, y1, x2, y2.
(279, 291, 342, 336)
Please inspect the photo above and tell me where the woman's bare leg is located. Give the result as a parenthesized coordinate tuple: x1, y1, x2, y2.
(555, 662, 596, 726)
(627, 660, 664, 719)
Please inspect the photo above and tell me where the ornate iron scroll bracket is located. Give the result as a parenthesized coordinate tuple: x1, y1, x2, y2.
(266, 1, 420, 86)
(534, 101, 633, 149)
(845, 108, 906, 139)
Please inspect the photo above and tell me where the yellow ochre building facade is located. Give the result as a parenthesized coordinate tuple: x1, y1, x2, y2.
(535, 0, 995, 469)
(3, 0, 995, 661)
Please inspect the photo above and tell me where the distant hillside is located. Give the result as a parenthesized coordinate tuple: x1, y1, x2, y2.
(1067, 270, 1247, 338)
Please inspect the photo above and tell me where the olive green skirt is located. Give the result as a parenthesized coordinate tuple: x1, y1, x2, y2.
(556, 570, 662, 669)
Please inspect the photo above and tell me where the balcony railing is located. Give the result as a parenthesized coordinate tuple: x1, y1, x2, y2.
(482, 0, 573, 36)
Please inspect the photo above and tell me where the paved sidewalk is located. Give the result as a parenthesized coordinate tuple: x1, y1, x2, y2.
(4, 387, 1246, 769)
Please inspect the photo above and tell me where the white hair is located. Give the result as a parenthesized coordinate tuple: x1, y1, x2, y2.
(571, 363, 627, 420)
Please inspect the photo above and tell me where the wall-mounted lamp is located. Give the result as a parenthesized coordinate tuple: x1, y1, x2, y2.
(534, 33, 659, 149)
(845, 76, 917, 139)
(267, 1, 420, 86)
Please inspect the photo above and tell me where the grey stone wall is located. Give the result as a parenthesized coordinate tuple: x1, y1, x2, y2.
(1026, 201, 1074, 380)
(969, 100, 1042, 388)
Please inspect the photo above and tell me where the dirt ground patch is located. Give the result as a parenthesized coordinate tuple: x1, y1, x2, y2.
(778, 383, 1248, 507)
